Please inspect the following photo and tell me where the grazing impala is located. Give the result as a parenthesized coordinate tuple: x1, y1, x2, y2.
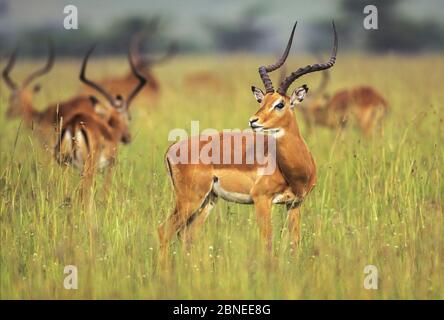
(2, 42, 102, 141)
(159, 21, 338, 253)
(55, 45, 146, 192)
(301, 67, 388, 136)
(81, 33, 175, 107)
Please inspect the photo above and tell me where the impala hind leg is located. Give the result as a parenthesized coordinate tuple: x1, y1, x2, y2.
(286, 203, 302, 251)
(179, 193, 217, 248)
(80, 153, 96, 203)
(374, 105, 387, 136)
(358, 106, 378, 137)
(158, 188, 212, 255)
(102, 155, 116, 200)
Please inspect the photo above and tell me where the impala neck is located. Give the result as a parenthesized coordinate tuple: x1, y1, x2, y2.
(143, 70, 159, 92)
(18, 91, 40, 125)
(275, 114, 317, 198)
(131, 67, 159, 92)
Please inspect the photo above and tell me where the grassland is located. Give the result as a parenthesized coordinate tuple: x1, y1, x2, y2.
(0, 54, 443, 299)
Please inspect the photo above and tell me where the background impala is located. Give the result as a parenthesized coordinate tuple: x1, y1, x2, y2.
(55, 44, 146, 196)
(301, 67, 388, 135)
(2, 42, 102, 144)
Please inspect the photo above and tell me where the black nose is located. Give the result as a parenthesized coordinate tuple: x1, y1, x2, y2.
(121, 134, 131, 144)
(249, 118, 258, 126)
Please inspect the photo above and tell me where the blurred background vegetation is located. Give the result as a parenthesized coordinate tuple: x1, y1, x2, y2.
(0, 0, 443, 57)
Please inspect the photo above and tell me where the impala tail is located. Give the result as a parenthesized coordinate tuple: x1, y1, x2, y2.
(55, 116, 89, 169)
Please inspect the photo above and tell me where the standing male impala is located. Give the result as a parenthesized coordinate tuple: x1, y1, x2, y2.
(2, 42, 102, 141)
(55, 45, 146, 193)
(159, 21, 338, 253)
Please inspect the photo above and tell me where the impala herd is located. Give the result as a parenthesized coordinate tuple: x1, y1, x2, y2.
(1, 21, 389, 254)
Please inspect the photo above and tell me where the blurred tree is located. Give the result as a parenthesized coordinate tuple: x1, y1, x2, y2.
(204, 5, 269, 52)
(344, 0, 444, 52)
(7, 15, 175, 58)
(310, 0, 444, 53)
(102, 15, 164, 53)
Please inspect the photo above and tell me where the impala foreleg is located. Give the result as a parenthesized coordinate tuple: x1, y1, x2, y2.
(252, 195, 273, 251)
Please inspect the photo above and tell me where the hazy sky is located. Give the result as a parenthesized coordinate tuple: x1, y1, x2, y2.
(1, 0, 336, 32)
(1, 0, 443, 50)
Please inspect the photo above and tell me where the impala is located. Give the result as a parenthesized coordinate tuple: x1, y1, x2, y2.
(80, 33, 175, 107)
(183, 71, 225, 93)
(159, 21, 338, 252)
(2, 42, 102, 142)
(301, 67, 388, 135)
(55, 45, 146, 192)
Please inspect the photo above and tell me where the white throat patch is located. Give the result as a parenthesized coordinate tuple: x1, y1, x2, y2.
(273, 129, 285, 139)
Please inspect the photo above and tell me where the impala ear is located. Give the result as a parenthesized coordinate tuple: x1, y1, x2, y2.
(290, 84, 309, 108)
(251, 86, 265, 103)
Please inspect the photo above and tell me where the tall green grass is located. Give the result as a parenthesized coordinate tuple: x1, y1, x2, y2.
(0, 55, 443, 299)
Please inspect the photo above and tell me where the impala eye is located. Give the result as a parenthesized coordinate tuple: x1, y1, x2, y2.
(275, 102, 285, 109)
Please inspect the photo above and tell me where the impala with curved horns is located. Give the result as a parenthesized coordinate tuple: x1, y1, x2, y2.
(2, 42, 103, 140)
(55, 45, 146, 198)
(55, 44, 146, 174)
(80, 32, 176, 107)
(159, 21, 338, 253)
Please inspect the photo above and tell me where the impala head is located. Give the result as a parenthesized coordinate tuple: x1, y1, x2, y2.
(249, 21, 338, 136)
(2, 41, 54, 118)
(80, 44, 147, 144)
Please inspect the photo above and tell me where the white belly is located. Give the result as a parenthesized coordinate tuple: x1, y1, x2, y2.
(212, 177, 294, 205)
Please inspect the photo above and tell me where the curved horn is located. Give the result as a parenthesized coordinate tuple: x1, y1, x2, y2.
(278, 21, 338, 95)
(22, 39, 55, 87)
(258, 21, 297, 93)
(2, 46, 19, 90)
(310, 53, 330, 96)
(79, 44, 115, 106)
(130, 31, 148, 68)
(278, 63, 287, 87)
(126, 48, 147, 108)
(138, 42, 178, 68)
